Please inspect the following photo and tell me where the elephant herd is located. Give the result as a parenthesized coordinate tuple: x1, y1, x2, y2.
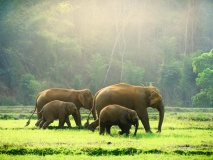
(25, 83, 164, 136)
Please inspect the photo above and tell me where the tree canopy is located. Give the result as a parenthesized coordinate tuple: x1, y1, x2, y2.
(192, 49, 213, 107)
(0, 0, 212, 107)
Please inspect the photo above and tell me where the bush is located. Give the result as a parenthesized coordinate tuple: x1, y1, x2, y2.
(19, 74, 39, 105)
(0, 95, 18, 106)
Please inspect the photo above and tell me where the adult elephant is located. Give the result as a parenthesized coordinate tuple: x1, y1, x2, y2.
(25, 88, 96, 127)
(86, 83, 164, 133)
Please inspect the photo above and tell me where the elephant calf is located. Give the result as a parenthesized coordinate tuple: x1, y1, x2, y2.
(35, 100, 78, 129)
(99, 105, 139, 136)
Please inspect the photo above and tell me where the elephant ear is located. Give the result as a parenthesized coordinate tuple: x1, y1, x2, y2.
(78, 93, 85, 107)
(149, 90, 162, 106)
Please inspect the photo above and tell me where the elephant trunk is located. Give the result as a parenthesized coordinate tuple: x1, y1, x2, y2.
(157, 102, 164, 132)
(133, 120, 139, 136)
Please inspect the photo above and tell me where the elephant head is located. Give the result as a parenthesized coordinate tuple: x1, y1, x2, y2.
(65, 103, 77, 114)
(127, 110, 139, 136)
(65, 103, 79, 126)
(78, 89, 96, 121)
(148, 88, 164, 132)
(78, 89, 93, 110)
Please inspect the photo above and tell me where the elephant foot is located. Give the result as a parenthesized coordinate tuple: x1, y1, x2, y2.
(35, 122, 40, 127)
(77, 125, 84, 129)
(146, 130, 153, 134)
(99, 132, 104, 135)
(118, 131, 124, 135)
(125, 133, 129, 136)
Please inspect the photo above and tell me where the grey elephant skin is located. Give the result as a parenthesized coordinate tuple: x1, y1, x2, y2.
(86, 83, 164, 133)
(26, 88, 96, 127)
(35, 100, 78, 129)
(99, 105, 139, 136)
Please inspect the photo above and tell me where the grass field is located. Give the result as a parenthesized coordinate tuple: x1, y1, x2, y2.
(0, 106, 212, 159)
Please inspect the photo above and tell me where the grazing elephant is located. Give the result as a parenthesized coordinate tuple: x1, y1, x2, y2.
(35, 100, 78, 129)
(86, 83, 164, 133)
(99, 105, 139, 136)
(25, 88, 96, 127)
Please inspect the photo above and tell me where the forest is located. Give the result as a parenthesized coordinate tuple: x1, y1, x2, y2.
(0, 0, 212, 107)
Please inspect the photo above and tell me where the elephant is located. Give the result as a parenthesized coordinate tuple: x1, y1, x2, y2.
(35, 100, 78, 129)
(99, 104, 139, 136)
(25, 88, 96, 127)
(86, 83, 164, 133)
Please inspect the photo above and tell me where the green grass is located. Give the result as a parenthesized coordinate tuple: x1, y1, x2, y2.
(0, 106, 212, 159)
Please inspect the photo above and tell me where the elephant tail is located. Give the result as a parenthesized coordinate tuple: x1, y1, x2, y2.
(25, 93, 39, 127)
(25, 107, 36, 127)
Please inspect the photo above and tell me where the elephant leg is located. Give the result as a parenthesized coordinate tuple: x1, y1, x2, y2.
(58, 117, 66, 128)
(136, 108, 151, 133)
(77, 109, 82, 126)
(123, 125, 131, 136)
(42, 120, 53, 129)
(99, 122, 105, 135)
(106, 125, 111, 135)
(35, 118, 42, 127)
(118, 124, 125, 135)
(65, 116, 71, 128)
(92, 108, 97, 120)
(39, 119, 46, 128)
(72, 113, 79, 127)
(118, 123, 130, 136)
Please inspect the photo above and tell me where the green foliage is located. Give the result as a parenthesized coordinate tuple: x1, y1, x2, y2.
(123, 61, 144, 85)
(178, 53, 199, 106)
(196, 68, 213, 88)
(159, 61, 182, 105)
(19, 74, 39, 105)
(192, 49, 213, 73)
(87, 54, 107, 92)
(159, 36, 177, 63)
(72, 74, 83, 89)
(159, 62, 182, 87)
(0, 96, 17, 106)
(192, 49, 213, 107)
(0, 0, 212, 107)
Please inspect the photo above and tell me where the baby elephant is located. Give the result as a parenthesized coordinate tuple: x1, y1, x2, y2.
(35, 100, 78, 129)
(99, 105, 139, 136)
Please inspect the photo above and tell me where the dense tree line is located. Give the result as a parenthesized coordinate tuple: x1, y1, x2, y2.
(0, 0, 212, 107)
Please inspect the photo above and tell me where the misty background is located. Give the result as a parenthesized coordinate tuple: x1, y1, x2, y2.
(0, 0, 213, 107)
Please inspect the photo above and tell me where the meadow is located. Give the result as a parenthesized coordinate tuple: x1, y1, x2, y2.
(0, 106, 212, 159)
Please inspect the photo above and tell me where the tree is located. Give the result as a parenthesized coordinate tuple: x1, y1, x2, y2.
(123, 61, 144, 85)
(159, 61, 182, 105)
(192, 49, 213, 107)
(19, 74, 39, 105)
(179, 52, 199, 106)
(0, 0, 212, 106)
(87, 54, 107, 93)
(72, 74, 82, 90)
